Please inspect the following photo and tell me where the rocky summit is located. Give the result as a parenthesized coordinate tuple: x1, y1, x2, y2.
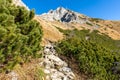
(40, 7, 89, 23)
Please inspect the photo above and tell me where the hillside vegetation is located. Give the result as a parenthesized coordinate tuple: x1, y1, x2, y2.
(0, 0, 43, 72)
(56, 28, 120, 79)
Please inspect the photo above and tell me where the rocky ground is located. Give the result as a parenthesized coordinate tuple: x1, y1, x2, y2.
(40, 44, 76, 80)
(0, 44, 78, 80)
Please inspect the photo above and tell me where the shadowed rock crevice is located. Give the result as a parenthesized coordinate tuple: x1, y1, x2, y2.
(61, 12, 77, 22)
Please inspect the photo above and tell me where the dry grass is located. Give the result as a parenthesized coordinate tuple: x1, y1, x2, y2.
(0, 59, 45, 80)
(34, 16, 64, 46)
(34, 16, 97, 46)
(95, 20, 120, 40)
(35, 16, 120, 43)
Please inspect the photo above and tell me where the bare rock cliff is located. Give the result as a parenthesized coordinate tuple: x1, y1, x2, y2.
(40, 7, 89, 23)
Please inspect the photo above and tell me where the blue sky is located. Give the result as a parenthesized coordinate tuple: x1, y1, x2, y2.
(22, 0, 120, 20)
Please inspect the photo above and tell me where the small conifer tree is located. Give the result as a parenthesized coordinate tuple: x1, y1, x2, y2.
(0, 0, 43, 72)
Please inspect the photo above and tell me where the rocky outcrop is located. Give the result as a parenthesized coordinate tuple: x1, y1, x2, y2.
(40, 44, 75, 80)
(40, 7, 89, 23)
(112, 62, 120, 74)
(12, 0, 29, 10)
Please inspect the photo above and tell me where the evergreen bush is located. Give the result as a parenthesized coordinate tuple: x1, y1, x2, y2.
(0, 0, 43, 72)
(56, 29, 120, 79)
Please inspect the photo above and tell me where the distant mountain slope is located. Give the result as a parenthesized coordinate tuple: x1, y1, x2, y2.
(13, 0, 120, 45)
(36, 7, 120, 45)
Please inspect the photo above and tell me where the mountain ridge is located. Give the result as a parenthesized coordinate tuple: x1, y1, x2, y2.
(40, 7, 90, 24)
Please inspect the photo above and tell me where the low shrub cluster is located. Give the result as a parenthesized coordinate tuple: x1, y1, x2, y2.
(56, 29, 120, 79)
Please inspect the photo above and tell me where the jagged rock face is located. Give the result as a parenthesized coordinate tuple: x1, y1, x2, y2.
(12, 0, 29, 10)
(40, 7, 89, 23)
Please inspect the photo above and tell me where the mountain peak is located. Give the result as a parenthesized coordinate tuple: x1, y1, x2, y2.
(40, 7, 89, 23)
(56, 7, 67, 12)
(57, 7, 66, 10)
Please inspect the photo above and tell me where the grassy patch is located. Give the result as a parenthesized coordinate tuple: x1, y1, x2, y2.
(34, 67, 45, 80)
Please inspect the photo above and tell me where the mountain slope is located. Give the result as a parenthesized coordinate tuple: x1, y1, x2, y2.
(34, 16, 64, 45)
(12, 0, 120, 44)
(35, 7, 120, 45)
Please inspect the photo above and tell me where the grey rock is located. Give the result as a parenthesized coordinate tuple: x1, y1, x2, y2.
(59, 67, 72, 73)
(43, 59, 54, 69)
(49, 69, 58, 73)
(41, 44, 75, 80)
(112, 62, 120, 74)
(44, 44, 55, 55)
(63, 76, 68, 80)
(40, 7, 89, 24)
(67, 72, 75, 79)
(44, 69, 50, 74)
